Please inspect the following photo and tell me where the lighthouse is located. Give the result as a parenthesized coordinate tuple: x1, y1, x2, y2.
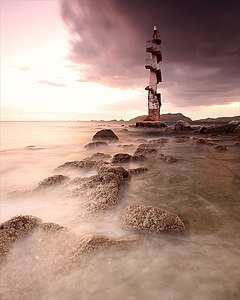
(144, 26, 162, 122)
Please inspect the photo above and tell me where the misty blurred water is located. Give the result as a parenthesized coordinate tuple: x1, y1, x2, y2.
(0, 121, 240, 300)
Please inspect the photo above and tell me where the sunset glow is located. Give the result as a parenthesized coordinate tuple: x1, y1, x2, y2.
(1, 0, 239, 121)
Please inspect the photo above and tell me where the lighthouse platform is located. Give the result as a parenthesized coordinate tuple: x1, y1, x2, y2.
(136, 121, 167, 128)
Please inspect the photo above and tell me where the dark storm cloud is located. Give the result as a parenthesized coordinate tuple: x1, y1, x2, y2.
(61, 0, 240, 107)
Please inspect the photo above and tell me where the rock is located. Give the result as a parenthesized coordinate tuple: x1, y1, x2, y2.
(67, 173, 122, 216)
(192, 137, 209, 144)
(234, 124, 240, 136)
(164, 125, 176, 132)
(56, 159, 98, 171)
(35, 175, 70, 190)
(131, 154, 148, 161)
(97, 163, 130, 181)
(214, 144, 228, 151)
(118, 144, 134, 148)
(66, 162, 131, 216)
(74, 234, 139, 256)
(192, 137, 229, 151)
(136, 138, 148, 143)
(0, 215, 62, 263)
(42, 233, 139, 274)
(56, 160, 91, 170)
(136, 121, 167, 128)
(120, 205, 185, 233)
(173, 120, 193, 131)
(89, 152, 112, 161)
(156, 153, 177, 163)
(25, 145, 43, 150)
(127, 167, 148, 175)
(56, 153, 112, 171)
(199, 123, 239, 134)
(150, 138, 169, 144)
(133, 144, 158, 158)
(229, 120, 240, 125)
(40, 222, 64, 231)
(233, 142, 240, 147)
(132, 144, 177, 163)
(92, 129, 119, 141)
(174, 136, 190, 143)
(111, 153, 132, 163)
(84, 141, 108, 149)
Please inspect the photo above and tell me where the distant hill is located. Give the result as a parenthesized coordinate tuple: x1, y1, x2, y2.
(128, 113, 192, 125)
(128, 114, 240, 125)
(160, 113, 192, 124)
(193, 115, 240, 124)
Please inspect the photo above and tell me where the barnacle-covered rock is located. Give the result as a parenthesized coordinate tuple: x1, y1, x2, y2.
(120, 205, 185, 233)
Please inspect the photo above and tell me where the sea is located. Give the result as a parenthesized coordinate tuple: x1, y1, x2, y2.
(0, 121, 240, 300)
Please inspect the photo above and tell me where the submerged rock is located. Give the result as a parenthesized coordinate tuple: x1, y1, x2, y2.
(56, 160, 91, 170)
(92, 129, 119, 141)
(213, 144, 228, 151)
(0, 215, 62, 263)
(56, 153, 112, 171)
(97, 163, 130, 181)
(111, 153, 132, 163)
(35, 175, 70, 190)
(84, 141, 108, 149)
(66, 161, 132, 216)
(192, 137, 229, 151)
(56, 158, 99, 171)
(73, 234, 139, 257)
(67, 173, 122, 216)
(234, 124, 240, 136)
(132, 144, 177, 163)
(174, 136, 191, 143)
(199, 123, 239, 134)
(173, 120, 193, 131)
(120, 205, 185, 233)
(127, 167, 148, 175)
(89, 152, 112, 161)
(150, 138, 169, 144)
(133, 145, 158, 158)
(192, 137, 209, 144)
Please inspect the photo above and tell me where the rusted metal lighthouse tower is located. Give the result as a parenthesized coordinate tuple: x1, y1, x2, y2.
(144, 25, 162, 122)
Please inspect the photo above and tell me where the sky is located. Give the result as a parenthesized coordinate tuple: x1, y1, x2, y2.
(1, 0, 240, 121)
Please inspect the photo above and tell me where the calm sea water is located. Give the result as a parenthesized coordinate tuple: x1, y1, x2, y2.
(0, 121, 240, 300)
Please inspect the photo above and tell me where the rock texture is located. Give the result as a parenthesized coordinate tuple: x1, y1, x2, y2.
(132, 144, 177, 163)
(127, 167, 148, 175)
(35, 175, 70, 190)
(84, 141, 108, 149)
(234, 124, 240, 136)
(136, 121, 167, 128)
(67, 163, 130, 216)
(73, 234, 139, 258)
(129, 113, 192, 125)
(173, 120, 193, 131)
(0, 215, 63, 263)
(174, 136, 191, 143)
(192, 137, 228, 151)
(120, 205, 185, 233)
(92, 129, 119, 141)
(199, 122, 239, 134)
(55, 153, 111, 171)
(111, 153, 132, 163)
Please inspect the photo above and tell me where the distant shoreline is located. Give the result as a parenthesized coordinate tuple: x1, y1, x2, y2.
(1, 113, 239, 125)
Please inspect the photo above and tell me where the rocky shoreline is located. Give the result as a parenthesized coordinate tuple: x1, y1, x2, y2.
(1, 120, 239, 298)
